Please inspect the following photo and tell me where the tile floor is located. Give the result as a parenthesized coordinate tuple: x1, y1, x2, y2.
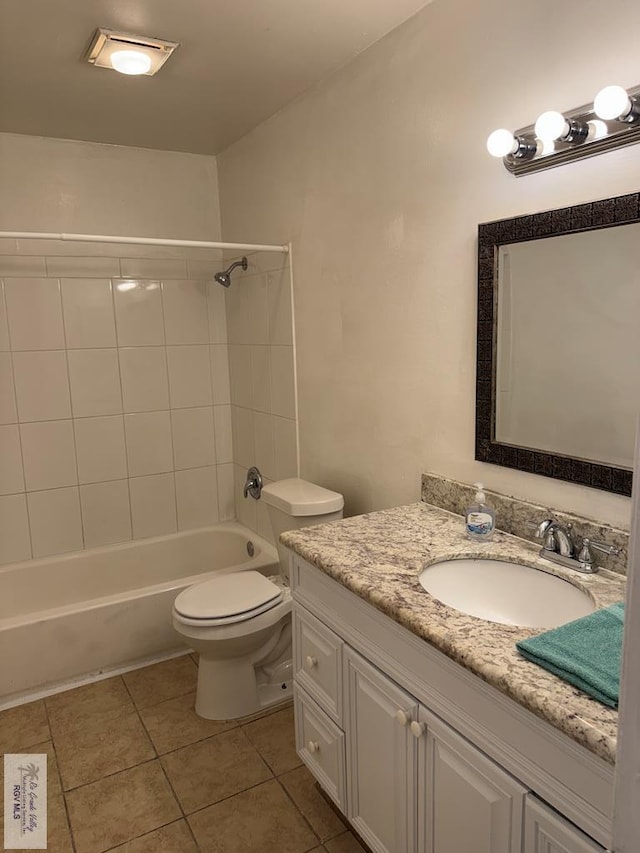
(0, 654, 365, 853)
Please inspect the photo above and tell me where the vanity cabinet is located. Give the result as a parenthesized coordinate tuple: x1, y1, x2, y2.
(523, 796, 605, 853)
(291, 555, 610, 853)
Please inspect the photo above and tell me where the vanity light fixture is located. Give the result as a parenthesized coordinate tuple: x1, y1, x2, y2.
(85, 28, 179, 76)
(487, 83, 640, 175)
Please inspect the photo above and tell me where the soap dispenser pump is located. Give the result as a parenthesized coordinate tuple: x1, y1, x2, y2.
(465, 483, 495, 541)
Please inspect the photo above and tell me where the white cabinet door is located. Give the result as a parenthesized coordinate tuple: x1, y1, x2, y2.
(419, 710, 526, 853)
(524, 795, 605, 853)
(345, 648, 418, 853)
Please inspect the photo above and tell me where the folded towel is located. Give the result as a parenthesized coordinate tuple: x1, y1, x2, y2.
(516, 602, 624, 708)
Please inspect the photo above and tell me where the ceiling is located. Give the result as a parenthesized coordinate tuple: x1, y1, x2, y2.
(0, 0, 432, 155)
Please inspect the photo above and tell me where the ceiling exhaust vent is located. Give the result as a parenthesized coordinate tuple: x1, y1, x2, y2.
(85, 28, 179, 76)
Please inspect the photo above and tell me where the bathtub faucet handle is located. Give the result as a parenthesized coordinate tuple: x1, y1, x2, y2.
(244, 466, 263, 500)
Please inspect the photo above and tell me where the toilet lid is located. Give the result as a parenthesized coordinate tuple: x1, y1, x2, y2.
(174, 571, 283, 622)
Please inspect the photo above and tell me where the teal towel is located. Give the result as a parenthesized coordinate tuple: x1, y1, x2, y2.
(516, 602, 624, 708)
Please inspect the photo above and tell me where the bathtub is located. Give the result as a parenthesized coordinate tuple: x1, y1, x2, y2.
(0, 523, 279, 708)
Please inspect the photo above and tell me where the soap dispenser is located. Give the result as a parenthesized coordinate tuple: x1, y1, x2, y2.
(465, 483, 495, 541)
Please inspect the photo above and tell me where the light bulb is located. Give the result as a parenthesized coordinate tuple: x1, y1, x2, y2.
(586, 119, 608, 140)
(486, 128, 517, 158)
(594, 85, 631, 120)
(111, 50, 152, 76)
(534, 111, 568, 142)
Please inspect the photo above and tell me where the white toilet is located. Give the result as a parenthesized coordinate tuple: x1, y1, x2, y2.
(172, 478, 344, 720)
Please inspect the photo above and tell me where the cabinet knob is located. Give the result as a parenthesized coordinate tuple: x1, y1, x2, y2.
(307, 740, 320, 754)
(396, 709, 410, 726)
(305, 655, 318, 669)
(410, 720, 425, 739)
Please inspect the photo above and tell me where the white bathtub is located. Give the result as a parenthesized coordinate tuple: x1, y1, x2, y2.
(0, 523, 279, 707)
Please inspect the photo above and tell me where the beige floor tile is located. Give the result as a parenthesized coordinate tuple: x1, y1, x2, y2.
(324, 832, 366, 853)
(55, 709, 155, 790)
(280, 766, 346, 841)
(66, 760, 181, 853)
(139, 691, 237, 754)
(242, 705, 301, 775)
(188, 778, 318, 853)
(105, 819, 198, 851)
(46, 677, 133, 733)
(0, 700, 50, 753)
(123, 655, 197, 709)
(161, 727, 272, 813)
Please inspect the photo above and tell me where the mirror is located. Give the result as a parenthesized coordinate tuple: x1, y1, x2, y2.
(476, 191, 640, 496)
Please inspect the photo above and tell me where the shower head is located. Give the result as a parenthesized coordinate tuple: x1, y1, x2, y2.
(214, 256, 248, 287)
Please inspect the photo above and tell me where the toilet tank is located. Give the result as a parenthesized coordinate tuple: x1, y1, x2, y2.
(261, 478, 344, 577)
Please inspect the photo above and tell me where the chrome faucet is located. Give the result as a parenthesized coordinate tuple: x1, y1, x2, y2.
(243, 466, 263, 500)
(526, 518, 620, 574)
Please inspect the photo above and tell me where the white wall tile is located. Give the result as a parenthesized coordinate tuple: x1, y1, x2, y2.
(256, 492, 273, 543)
(13, 351, 71, 422)
(170, 407, 215, 470)
(4, 278, 65, 350)
(124, 411, 173, 477)
(21, 420, 77, 491)
(166, 345, 212, 408)
(210, 344, 230, 405)
(68, 349, 122, 417)
(0, 284, 9, 350)
(47, 257, 120, 279)
(217, 463, 235, 521)
(270, 345, 296, 419)
(207, 282, 227, 344)
(231, 406, 255, 468)
(74, 415, 127, 484)
(225, 283, 249, 345)
(273, 416, 298, 480)
(175, 466, 219, 530)
(129, 473, 177, 539)
(186, 259, 221, 280)
(162, 280, 209, 344)
(61, 279, 116, 348)
(253, 411, 275, 480)
(0, 353, 17, 424)
(119, 347, 169, 413)
(80, 480, 132, 547)
(268, 268, 293, 345)
(113, 280, 164, 346)
(0, 424, 25, 495)
(251, 345, 271, 413)
(246, 275, 270, 345)
(120, 258, 187, 279)
(0, 257, 47, 278)
(0, 494, 31, 564)
(214, 405, 233, 464)
(228, 345, 252, 408)
(28, 487, 83, 558)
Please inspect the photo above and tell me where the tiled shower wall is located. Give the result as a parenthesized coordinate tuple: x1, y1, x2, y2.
(0, 253, 236, 565)
(226, 255, 299, 542)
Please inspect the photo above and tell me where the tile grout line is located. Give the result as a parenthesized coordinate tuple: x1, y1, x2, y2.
(41, 696, 79, 853)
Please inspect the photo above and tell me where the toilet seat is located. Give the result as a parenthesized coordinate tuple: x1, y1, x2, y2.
(173, 571, 283, 626)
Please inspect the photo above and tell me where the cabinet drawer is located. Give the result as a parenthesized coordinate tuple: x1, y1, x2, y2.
(294, 684, 346, 811)
(294, 605, 343, 723)
(524, 795, 605, 852)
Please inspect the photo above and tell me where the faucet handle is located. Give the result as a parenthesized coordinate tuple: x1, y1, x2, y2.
(580, 538, 620, 559)
(243, 466, 263, 500)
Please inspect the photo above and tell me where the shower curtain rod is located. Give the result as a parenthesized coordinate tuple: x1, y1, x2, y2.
(0, 231, 289, 254)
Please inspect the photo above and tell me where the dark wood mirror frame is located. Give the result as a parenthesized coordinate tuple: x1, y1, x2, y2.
(475, 190, 639, 498)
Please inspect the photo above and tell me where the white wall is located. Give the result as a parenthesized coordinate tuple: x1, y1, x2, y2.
(0, 133, 220, 240)
(217, 0, 640, 528)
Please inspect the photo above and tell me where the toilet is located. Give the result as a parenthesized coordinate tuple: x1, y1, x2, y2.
(172, 478, 344, 720)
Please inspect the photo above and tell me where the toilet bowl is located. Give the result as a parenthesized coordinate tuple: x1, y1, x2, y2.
(172, 478, 344, 720)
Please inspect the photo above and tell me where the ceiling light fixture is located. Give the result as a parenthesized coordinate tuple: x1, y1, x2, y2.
(487, 82, 640, 176)
(85, 28, 179, 76)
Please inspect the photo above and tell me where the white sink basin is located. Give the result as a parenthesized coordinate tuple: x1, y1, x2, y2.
(418, 559, 595, 628)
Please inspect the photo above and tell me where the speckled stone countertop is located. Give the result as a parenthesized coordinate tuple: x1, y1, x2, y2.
(281, 502, 626, 765)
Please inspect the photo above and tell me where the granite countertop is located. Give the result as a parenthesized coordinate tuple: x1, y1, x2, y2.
(281, 501, 626, 765)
